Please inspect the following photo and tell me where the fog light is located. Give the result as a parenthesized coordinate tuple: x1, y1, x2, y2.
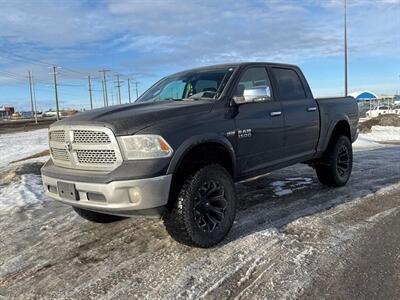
(128, 187, 142, 204)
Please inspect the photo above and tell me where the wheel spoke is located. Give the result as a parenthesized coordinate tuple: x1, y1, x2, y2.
(204, 213, 219, 231)
(338, 166, 345, 176)
(193, 179, 227, 232)
(336, 144, 350, 178)
(207, 206, 225, 220)
(209, 194, 227, 207)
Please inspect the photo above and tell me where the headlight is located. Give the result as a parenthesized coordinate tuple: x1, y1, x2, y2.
(118, 135, 173, 160)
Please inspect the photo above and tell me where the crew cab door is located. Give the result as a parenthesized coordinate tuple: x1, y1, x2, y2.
(270, 67, 319, 159)
(232, 66, 285, 176)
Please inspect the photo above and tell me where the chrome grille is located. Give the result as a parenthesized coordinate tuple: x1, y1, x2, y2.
(73, 130, 111, 144)
(76, 150, 117, 164)
(48, 126, 122, 171)
(51, 148, 70, 161)
(49, 130, 65, 143)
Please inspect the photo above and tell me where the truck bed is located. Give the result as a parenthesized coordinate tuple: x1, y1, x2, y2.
(315, 96, 359, 154)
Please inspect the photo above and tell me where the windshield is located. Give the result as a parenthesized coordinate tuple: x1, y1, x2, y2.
(137, 67, 235, 102)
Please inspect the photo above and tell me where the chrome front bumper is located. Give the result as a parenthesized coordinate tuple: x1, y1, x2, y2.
(42, 174, 172, 217)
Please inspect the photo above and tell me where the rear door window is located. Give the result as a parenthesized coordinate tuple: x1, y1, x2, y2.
(272, 68, 306, 101)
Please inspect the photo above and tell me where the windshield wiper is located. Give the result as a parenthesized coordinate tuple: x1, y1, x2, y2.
(162, 98, 183, 101)
(188, 91, 217, 100)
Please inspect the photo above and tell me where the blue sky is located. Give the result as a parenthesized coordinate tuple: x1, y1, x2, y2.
(0, 0, 399, 111)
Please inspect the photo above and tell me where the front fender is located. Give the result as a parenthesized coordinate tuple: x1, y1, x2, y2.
(166, 133, 236, 176)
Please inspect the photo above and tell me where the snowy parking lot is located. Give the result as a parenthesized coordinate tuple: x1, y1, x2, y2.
(1, 126, 400, 299)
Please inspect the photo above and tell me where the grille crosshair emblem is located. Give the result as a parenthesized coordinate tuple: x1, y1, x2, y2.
(65, 141, 72, 152)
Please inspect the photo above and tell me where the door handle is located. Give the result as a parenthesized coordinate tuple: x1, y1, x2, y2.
(307, 107, 317, 112)
(270, 111, 282, 117)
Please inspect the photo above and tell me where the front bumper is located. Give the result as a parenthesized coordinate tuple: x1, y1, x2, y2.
(42, 174, 172, 217)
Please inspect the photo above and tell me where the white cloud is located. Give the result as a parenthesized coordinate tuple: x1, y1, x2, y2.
(0, 0, 398, 81)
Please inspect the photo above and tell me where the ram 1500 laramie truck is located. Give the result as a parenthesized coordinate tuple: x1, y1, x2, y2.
(41, 62, 358, 248)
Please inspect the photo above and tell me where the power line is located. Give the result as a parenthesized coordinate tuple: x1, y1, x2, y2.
(57, 83, 86, 87)
(0, 70, 24, 81)
(0, 69, 50, 85)
(1, 51, 89, 77)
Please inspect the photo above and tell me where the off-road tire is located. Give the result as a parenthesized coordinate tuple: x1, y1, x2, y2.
(164, 164, 236, 248)
(316, 135, 353, 187)
(73, 207, 126, 223)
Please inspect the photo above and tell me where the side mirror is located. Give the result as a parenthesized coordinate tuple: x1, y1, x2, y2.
(233, 86, 271, 104)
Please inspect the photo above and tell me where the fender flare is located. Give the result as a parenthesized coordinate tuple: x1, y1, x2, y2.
(321, 116, 351, 152)
(166, 133, 236, 176)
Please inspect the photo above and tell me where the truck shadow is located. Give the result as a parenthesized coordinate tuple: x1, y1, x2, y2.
(223, 146, 400, 245)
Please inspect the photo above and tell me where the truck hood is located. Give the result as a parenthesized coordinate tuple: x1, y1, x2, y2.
(54, 100, 214, 135)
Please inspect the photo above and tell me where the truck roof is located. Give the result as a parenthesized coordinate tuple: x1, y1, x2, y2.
(171, 62, 299, 76)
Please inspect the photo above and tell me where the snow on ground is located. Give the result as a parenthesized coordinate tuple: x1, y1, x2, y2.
(1, 145, 399, 299)
(0, 125, 399, 298)
(0, 128, 48, 167)
(354, 126, 400, 150)
(362, 126, 400, 142)
(353, 135, 383, 149)
(0, 128, 50, 213)
(0, 173, 46, 214)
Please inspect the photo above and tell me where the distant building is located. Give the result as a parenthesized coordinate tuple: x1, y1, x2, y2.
(379, 95, 396, 103)
(0, 106, 15, 119)
(349, 91, 378, 101)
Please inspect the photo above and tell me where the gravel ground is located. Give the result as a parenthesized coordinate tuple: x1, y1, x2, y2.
(0, 144, 400, 299)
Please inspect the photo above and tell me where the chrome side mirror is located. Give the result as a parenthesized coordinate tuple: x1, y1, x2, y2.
(233, 86, 271, 104)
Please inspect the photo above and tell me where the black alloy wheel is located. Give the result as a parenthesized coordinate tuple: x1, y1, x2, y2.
(193, 180, 227, 232)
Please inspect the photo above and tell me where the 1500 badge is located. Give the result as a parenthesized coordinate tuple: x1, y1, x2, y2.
(238, 129, 252, 139)
(226, 129, 252, 139)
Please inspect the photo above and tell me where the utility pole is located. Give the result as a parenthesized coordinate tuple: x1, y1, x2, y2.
(99, 69, 110, 107)
(31, 72, 38, 124)
(344, 0, 348, 96)
(50, 65, 61, 120)
(27, 70, 38, 124)
(87, 75, 93, 110)
(28, 71, 35, 121)
(115, 74, 122, 104)
(127, 78, 132, 103)
(135, 80, 140, 100)
(101, 79, 106, 107)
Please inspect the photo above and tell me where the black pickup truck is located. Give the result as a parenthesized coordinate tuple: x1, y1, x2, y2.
(41, 62, 358, 247)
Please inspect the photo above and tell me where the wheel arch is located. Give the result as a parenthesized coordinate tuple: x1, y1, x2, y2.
(167, 134, 236, 177)
(322, 119, 351, 152)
